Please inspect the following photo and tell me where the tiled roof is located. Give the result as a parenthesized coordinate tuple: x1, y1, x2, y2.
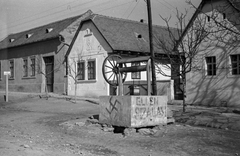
(0, 10, 92, 50)
(89, 14, 178, 54)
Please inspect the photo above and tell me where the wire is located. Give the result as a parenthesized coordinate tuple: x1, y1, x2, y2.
(121, 1, 135, 18)
(126, 0, 140, 19)
(162, 0, 176, 10)
(96, 0, 135, 14)
(155, 0, 177, 15)
(0, 0, 98, 33)
(4, 0, 87, 26)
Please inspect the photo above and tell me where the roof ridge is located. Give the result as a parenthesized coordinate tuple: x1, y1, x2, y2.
(91, 13, 176, 30)
(7, 10, 92, 38)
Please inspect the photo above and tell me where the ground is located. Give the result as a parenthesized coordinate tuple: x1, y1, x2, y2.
(0, 93, 240, 156)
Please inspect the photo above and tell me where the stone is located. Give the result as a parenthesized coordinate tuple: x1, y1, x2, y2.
(85, 119, 99, 125)
(138, 128, 158, 135)
(75, 121, 85, 127)
(20, 144, 30, 148)
(167, 118, 175, 124)
(103, 126, 114, 132)
(212, 123, 221, 129)
(185, 119, 195, 125)
(220, 124, 228, 129)
(124, 128, 136, 136)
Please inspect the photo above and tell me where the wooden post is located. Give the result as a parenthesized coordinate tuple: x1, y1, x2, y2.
(6, 74, 8, 102)
(147, 0, 157, 95)
(118, 73, 123, 96)
(147, 59, 151, 95)
(4, 71, 10, 102)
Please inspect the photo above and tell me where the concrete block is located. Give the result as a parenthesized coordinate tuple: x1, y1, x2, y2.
(99, 96, 167, 128)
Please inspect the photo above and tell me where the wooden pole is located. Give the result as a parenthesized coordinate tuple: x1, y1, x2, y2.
(147, 59, 151, 95)
(6, 74, 8, 102)
(147, 0, 157, 95)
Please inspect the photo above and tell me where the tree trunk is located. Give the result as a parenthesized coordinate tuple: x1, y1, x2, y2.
(45, 76, 49, 100)
(74, 80, 77, 103)
(182, 76, 186, 112)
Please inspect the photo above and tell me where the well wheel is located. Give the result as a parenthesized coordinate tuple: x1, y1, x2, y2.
(102, 54, 127, 86)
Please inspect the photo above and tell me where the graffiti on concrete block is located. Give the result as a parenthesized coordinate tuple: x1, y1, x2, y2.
(133, 96, 166, 120)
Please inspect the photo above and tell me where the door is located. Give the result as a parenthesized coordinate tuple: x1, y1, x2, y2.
(44, 56, 54, 92)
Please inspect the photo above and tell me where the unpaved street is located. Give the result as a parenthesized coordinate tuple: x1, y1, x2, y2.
(0, 94, 240, 156)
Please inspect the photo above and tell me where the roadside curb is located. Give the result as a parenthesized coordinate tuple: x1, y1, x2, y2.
(173, 108, 240, 131)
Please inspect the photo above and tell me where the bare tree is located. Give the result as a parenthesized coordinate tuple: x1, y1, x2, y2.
(155, 0, 240, 112)
(66, 56, 80, 103)
(154, 8, 210, 112)
(36, 55, 62, 99)
(66, 52, 93, 103)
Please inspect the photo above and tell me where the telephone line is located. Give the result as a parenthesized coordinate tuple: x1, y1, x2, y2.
(126, 0, 140, 19)
(0, 0, 112, 33)
(5, 0, 90, 26)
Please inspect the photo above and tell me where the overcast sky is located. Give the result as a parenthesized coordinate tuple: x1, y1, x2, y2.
(0, 0, 201, 40)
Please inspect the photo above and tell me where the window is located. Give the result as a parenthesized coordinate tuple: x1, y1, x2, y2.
(23, 58, 28, 77)
(230, 54, 240, 75)
(223, 13, 226, 19)
(30, 57, 36, 76)
(9, 60, 14, 79)
(206, 56, 216, 76)
(131, 62, 141, 79)
(0, 61, 1, 79)
(77, 61, 85, 80)
(206, 16, 211, 22)
(88, 60, 96, 80)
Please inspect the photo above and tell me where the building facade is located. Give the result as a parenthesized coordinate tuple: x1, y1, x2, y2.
(0, 12, 180, 99)
(184, 0, 240, 108)
(66, 14, 179, 98)
(0, 10, 92, 94)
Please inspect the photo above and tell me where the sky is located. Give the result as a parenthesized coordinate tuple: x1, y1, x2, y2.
(0, 0, 201, 40)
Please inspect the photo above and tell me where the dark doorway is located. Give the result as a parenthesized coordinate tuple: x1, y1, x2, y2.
(44, 56, 54, 92)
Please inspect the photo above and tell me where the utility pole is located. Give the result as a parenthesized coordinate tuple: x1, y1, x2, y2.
(147, 0, 157, 95)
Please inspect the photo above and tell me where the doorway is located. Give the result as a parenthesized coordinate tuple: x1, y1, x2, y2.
(44, 56, 54, 92)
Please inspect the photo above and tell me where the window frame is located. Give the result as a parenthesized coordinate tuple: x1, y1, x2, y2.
(205, 56, 216, 76)
(23, 58, 28, 77)
(87, 59, 96, 80)
(77, 61, 85, 80)
(230, 54, 240, 75)
(9, 59, 15, 79)
(30, 57, 36, 77)
(131, 62, 141, 79)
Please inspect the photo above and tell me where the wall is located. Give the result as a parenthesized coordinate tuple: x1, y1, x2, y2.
(0, 39, 67, 93)
(67, 21, 111, 97)
(185, 0, 240, 108)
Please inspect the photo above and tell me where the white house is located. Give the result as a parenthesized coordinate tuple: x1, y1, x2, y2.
(66, 14, 180, 98)
(183, 0, 240, 108)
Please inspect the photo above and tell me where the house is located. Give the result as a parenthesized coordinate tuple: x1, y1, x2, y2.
(65, 14, 180, 98)
(182, 0, 240, 107)
(0, 10, 92, 94)
(0, 11, 180, 99)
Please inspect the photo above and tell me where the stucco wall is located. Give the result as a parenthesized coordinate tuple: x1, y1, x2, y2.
(67, 21, 174, 97)
(0, 39, 67, 93)
(185, 0, 240, 108)
(67, 21, 111, 97)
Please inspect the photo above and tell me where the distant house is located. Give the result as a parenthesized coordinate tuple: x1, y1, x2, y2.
(0, 11, 180, 99)
(182, 0, 240, 107)
(66, 14, 180, 98)
(0, 10, 92, 93)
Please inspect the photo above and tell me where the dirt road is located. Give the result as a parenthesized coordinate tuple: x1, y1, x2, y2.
(0, 95, 240, 156)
